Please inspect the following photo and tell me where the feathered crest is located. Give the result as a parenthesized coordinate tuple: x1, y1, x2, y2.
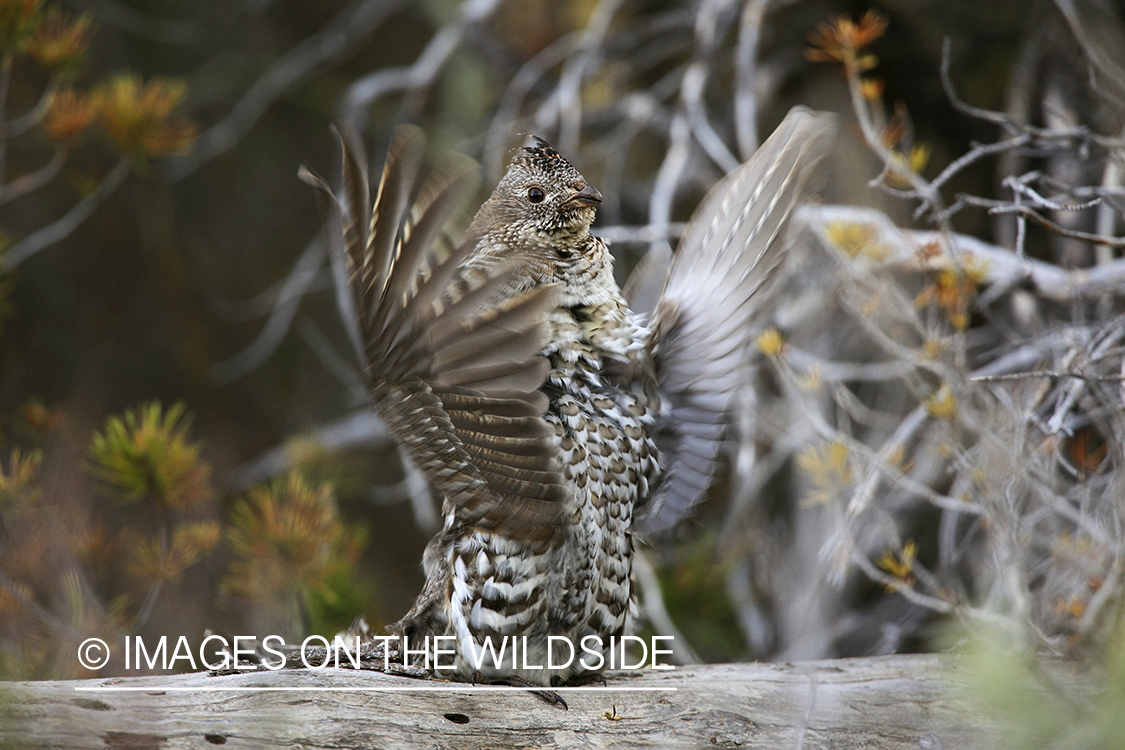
(512, 135, 569, 171)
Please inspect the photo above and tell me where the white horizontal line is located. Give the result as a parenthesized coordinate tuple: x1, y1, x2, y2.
(74, 686, 676, 693)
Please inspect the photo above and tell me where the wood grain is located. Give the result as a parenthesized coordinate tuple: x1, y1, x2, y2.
(0, 654, 999, 749)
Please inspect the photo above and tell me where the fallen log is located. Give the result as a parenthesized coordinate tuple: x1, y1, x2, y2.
(1, 654, 997, 749)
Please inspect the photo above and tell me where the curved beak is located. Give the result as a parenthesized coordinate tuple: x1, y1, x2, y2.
(565, 183, 603, 207)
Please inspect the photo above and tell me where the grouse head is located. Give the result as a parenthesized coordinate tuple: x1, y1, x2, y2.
(467, 136, 603, 255)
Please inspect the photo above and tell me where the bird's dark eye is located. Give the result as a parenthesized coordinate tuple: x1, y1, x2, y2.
(527, 187, 545, 203)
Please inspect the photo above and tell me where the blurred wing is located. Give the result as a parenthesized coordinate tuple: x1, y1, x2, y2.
(637, 107, 837, 535)
(302, 126, 566, 544)
(621, 240, 671, 319)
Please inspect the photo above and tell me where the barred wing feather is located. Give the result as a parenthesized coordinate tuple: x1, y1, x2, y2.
(302, 126, 567, 544)
(637, 107, 837, 535)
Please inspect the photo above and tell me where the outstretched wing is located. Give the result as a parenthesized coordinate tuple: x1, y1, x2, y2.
(637, 107, 837, 536)
(302, 126, 567, 544)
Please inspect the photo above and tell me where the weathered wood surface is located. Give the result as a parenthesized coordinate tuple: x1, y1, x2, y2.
(2, 654, 997, 749)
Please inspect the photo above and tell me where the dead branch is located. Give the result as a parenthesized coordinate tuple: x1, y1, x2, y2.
(0, 656, 999, 750)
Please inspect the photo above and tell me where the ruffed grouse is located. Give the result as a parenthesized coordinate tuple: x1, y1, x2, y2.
(303, 107, 835, 689)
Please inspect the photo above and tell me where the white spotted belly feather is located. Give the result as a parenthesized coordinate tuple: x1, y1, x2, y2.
(437, 305, 660, 686)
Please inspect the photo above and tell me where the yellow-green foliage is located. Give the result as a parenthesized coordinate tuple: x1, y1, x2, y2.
(1, 397, 373, 677)
(26, 7, 91, 74)
(89, 401, 214, 510)
(964, 617, 1125, 750)
(225, 471, 368, 634)
(125, 521, 220, 584)
(87, 402, 221, 584)
(659, 532, 746, 662)
(0, 447, 42, 514)
(0, 0, 46, 51)
(0, 0, 196, 157)
(93, 74, 198, 159)
(877, 540, 917, 591)
(824, 221, 890, 260)
(797, 440, 853, 507)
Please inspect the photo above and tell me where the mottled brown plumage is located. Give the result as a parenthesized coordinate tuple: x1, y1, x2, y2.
(306, 107, 836, 686)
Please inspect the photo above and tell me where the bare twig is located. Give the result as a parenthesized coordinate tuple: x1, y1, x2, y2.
(166, 0, 404, 180)
(224, 409, 390, 492)
(295, 316, 366, 398)
(6, 80, 57, 136)
(2, 157, 131, 269)
(848, 550, 956, 614)
(210, 237, 326, 384)
(970, 370, 1125, 383)
(594, 222, 687, 244)
(340, 0, 502, 132)
(0, 144, 67, 205)
(0, 568, 83, 639)
(71, 0, 201, 45)
(800, 204, 1125, 302)
(733, 0, 773, 158)
(985, 202, 1125, 248)
(633, 549, 702, 665)
(483, 32, 579, 182)
(680, 0, 740, 173)
(647, 113, 693, 259)
(554, 0, 628, 157)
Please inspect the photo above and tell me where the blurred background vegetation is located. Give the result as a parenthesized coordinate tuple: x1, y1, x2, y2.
(1, 1, 1124, 743)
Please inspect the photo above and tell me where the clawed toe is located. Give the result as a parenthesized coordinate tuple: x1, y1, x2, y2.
(479, 675, 568, 709)
(531, 689, 568, 709)
(566, 672, 608, 688)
